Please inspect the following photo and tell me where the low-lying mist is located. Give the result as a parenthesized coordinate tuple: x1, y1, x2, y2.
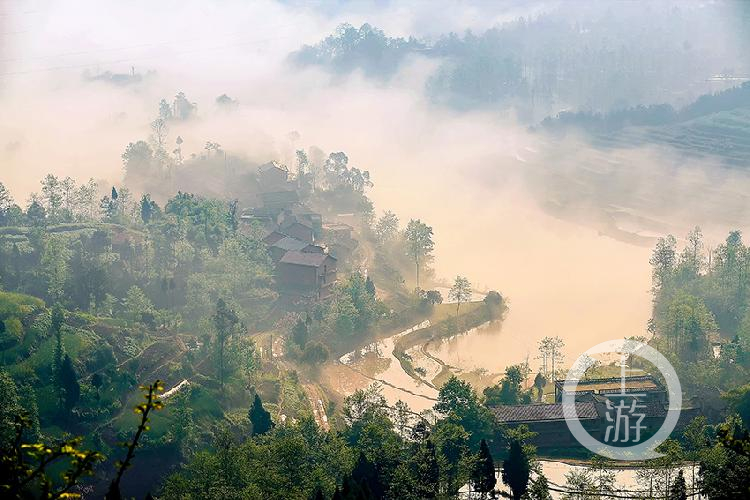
(3, 0, 749, 362)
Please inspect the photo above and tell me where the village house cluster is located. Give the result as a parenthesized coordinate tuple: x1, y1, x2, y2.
(241, 161, 358, 300)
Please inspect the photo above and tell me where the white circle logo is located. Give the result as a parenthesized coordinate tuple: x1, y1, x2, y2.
(562, 339, 682, 460)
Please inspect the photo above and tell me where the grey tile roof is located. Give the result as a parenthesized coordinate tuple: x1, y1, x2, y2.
(280, 250, 332, 267)
(271, 237, 309, 251)
(491, 402, 599, 423)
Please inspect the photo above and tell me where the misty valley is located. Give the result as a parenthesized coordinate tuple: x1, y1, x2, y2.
(1, 1, 749, 499)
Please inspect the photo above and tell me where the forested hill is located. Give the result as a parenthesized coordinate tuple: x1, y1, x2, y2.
(291, 2, 746, 119)
(537, 82, 750, 167)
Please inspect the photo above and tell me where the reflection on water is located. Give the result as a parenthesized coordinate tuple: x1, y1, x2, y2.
(427, 321, 519, 374)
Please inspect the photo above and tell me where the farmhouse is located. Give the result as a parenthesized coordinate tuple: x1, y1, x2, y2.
(277, 250, 337, 299)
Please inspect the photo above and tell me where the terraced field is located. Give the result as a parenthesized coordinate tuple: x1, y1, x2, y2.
(591, 107, 750, 167)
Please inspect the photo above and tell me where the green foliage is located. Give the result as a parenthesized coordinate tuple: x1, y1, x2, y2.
(502, 439, 530, 500)
(58, 354, 80, 413)
(404, 219, 434, 289)
(471, 439, 496, 497)
(435, 376, 494, 449)
(484, 364, 533, 406)
(249, 394, 274, 436)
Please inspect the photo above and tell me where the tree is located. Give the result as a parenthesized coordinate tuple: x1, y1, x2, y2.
(0, 182, 14, 225)
(40, 174, 63, 222)
(365, 276, 376, 297)
(502, 439, 530, 500)
(248, 394, 274, 436)
(140, 194, 159, 224)
(25, 198, 47, 226)
(404, 219, 434, 289)
(527, 473, 553, 500)
(668, 469, 687, 500)
(124, 286, 154, 324)
(449, 275, 472, 316)
(534, 372, 547, 402)
(374, 211, 399, 243)
(484, 365, 531, 405)
(351, 451, 384, 499)
(214, 298, 240, 389)
(41, 236, 70, 302)
(50, 303, 66, 406)
(435, 376, 494, 448)
(650, 235, 677, 292)
(59, 354, 80, 414)
(537, 336, 565, 379)
(472, 439, 496, 498)
(292, 318, 309, 347)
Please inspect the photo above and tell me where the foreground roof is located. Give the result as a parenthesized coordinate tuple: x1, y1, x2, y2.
(491, 402, 599, 423)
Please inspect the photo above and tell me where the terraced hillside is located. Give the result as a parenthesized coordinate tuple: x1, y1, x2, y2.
(591, 107, 750, 167)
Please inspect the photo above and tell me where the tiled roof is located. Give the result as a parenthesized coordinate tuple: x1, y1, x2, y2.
(263, 231, 287, 245)
(271, 237, 309, 251)
(555, 375, 662, 394)
(491, 402, 599, 423)
(280, 250, 332, 267)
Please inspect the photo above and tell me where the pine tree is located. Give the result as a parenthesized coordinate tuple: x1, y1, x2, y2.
(365, 276, 376, 297)
(668, 470, 687, 500)
(351, 451, 384, 499)
(527, 473, 553, 500)
(58, 354, 80, 413)
(502, 439, 530, 500)
(311, 487, 325, 500)
(472, 438, 496, 499)
(292, 318, 309, 347)
(248, 394, 274, 436)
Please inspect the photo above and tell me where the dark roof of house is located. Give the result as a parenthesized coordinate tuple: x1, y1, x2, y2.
(555, 375, 662, 394)
(270, 236, 309, 252)
(280, 250, 336, 267)
(491, 402, 599, 423)
(263, 231, 287, 245)
(281, 219, 313, 231)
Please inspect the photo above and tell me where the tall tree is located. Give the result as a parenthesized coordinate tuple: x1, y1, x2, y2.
(527, 473, 553, 500)
(374, 211, 399, 243)
(502, 439, 530, 500)
(58, 354, 80, 414)
(50, 303, 66, 405)
(449, 275, 472, 316)
(668, 469, 687, 500)
(365, 276, 376, 297)
(248, 394, 274, 436)
(472, 439, 496, 499)
(404, 219, 434, 289)
(650, 235, 677, 293)
(533, 372, 547, 402)
(214, 298, 240, 389)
